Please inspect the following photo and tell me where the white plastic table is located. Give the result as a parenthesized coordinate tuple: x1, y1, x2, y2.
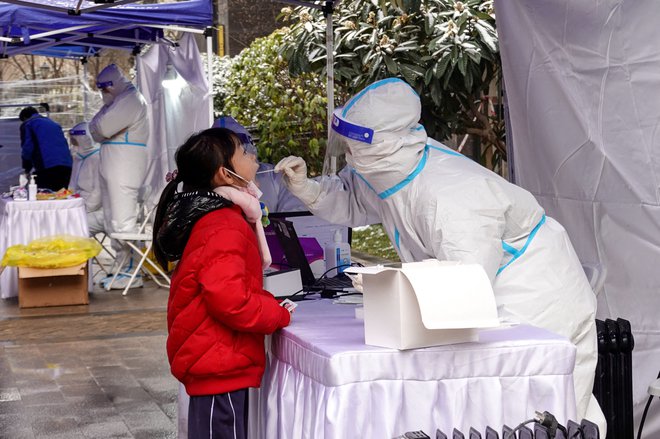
(178, 298, 578, 439)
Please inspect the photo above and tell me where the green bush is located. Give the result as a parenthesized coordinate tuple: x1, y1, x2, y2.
(221, 30, 340, 175)
(279, 0, 505, 165)
(352, 224, 400, 262)
(211, 54, 236, 113)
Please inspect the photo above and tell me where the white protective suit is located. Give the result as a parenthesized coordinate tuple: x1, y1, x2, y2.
(89, 64, 149, 247)
(68, 122, 104, 235)
(276, 78, 603, 427)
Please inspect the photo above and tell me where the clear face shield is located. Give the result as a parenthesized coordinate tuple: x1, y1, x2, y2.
(235, 132, 258, 157)
(96, 80, 114, 105)
(68, 128, 86, 155)
(323, 110, 374, 176)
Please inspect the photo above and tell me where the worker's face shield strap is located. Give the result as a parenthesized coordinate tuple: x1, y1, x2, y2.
(69, 129, 86, 136)
(323, 112, 374, 176)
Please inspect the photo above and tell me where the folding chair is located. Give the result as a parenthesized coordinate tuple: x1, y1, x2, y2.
(91, 232, 116, 281)
(105, 205, 171, 295)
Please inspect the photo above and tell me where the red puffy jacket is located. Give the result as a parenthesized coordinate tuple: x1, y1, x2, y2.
(166, 205, 291, 396)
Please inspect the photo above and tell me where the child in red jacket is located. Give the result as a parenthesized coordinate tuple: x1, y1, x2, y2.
(153, 128, 292, 439)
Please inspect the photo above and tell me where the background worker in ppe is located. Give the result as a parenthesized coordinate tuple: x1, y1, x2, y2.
(89, 63, 149, 288)
(275, 78, 603, 430)
(68, 122, 104, 235)
(213, 116, 305, 212)
(18, 106, 72, 191)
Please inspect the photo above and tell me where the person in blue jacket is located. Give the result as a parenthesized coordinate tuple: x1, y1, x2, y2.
(19, 106, 72, 191)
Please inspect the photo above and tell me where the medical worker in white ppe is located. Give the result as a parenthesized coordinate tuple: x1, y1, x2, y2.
(89, 63, 149, 288)
(68, 122, 104, 235)
(275, 78, 603, 429)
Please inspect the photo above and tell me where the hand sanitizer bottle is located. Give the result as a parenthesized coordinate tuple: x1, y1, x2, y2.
(13, 173, 29, 201)
(324, 229, 351, 278)
(28, 174, 37, 201)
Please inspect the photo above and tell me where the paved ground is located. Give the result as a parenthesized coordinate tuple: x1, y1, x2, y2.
(0, 279, 176, 439)
(0, 251, 384, 438)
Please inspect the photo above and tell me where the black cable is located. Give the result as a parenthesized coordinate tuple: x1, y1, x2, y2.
(637, 369, 660, 439)
(282, 287, 305, 301)
(557, 424, 568, 437)
(270, 265, 348, 301)
(314, 263, 353, 283)
(535, 410, 568, 438)
(506, 411, 568, 439)
(638, 397, 654, 439)
(314, 262, 366, 290)
(314, 261, 364, 282)
(506, 419, 536, 439)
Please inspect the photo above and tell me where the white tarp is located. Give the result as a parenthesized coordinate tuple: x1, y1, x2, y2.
(495, 0, 660, 434)
(0, 118, 24, 192)
(137, 32, 212, 207)
(0, 75, 102, 192)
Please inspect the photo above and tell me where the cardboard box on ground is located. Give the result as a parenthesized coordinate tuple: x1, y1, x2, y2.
(18, 263, 89, 308)
(346, 259, 500, 350)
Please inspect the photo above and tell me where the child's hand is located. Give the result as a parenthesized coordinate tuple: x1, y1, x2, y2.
(280, 299, 297, 315)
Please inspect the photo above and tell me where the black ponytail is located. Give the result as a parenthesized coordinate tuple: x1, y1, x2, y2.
(152, 127, 241, 270)
(152, 179, 180, 270)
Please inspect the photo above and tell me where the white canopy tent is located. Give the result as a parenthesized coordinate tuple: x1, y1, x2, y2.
(0, 0, 216, 206)
(0, 0, 144, 15)
(137, 32, 212, 207)
(495, 0, 660, 436)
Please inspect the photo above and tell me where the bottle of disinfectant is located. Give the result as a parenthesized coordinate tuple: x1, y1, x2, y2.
(324, 229, 351, 278)
(28, 174, 38, 201)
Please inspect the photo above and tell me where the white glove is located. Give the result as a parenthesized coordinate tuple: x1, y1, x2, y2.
(346, 273, 364, 293)
(275, 156, 321, 205)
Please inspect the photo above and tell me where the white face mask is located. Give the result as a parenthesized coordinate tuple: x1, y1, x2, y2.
(102, 91, 114, 105)
(223, 168, 263, 199)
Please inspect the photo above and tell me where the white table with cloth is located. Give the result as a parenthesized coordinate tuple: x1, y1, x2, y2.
(178, 298, 578, 439)
(0, 197, 89, 299)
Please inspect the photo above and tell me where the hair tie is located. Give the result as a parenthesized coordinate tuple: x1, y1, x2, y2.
(165, 169, 179, 183)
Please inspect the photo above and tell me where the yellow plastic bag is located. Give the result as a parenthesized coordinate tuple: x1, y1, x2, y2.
(1, 235, 102, 269)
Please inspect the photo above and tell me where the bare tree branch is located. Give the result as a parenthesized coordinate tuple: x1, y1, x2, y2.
(11, 56, 30, 80)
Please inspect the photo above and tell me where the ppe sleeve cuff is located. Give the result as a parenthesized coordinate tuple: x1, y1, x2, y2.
(296, 179, 322, 206)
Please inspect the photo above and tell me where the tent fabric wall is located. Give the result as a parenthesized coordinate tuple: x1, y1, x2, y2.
(495, 0, 660, 434)
(0, 118, 24, 192)
(137, 32, 212, 208)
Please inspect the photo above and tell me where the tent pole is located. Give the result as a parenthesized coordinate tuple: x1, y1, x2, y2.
(206, 27, 213, 127)
(323, 1, 334, 143)
(83, 59, 89, 119)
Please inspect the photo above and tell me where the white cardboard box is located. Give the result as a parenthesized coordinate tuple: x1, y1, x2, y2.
(263, 268, 302, 298)
(345, 260, 499, 350)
